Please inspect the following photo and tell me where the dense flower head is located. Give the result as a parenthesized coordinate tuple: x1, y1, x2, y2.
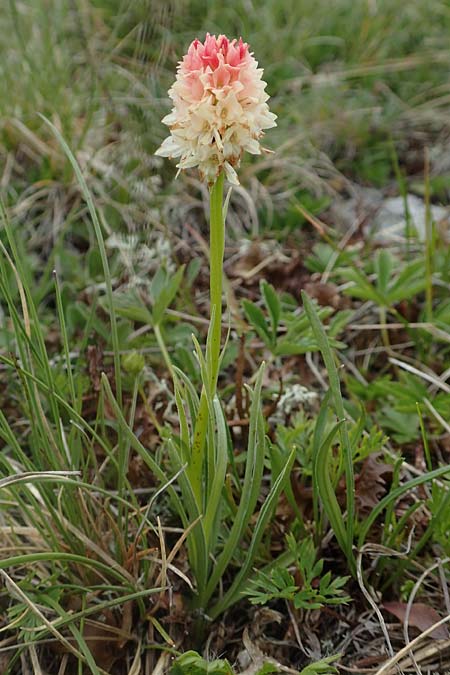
(155, 33, 277, 185)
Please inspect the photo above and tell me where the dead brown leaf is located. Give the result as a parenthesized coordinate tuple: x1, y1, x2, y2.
(303, 281, 340, 308)
(82, 618, 124, 670)
(87, 344, 103, 392)
(354, 453, 392, 514)
(383, 601, 450, 640)
(51, 609, 129, 669)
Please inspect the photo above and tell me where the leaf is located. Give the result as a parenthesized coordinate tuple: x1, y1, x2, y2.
(383, 602, 450, 640)
(202, 397, 229, 548)
(358, 464, 450, 547)
(248, 535, 350, 611)
(260, 279, 280, 336)
(339, 267, 385, 304)
(170, 650, 234, 675)
(210, 445, 297, 617)
(299, 654, 340, 675)
(186, 257, 202, 286)
(313, 418, 348, 565)
(379, 408, 419, 444)
(203, 365, 267, 609)
(152, 264, 185, 325)
(302, 290, 355, 573)
(113, 290, 153, 325)
(254, 665, 279, 675)
(327, 309, 353, 337)
(242, 299, 271, 345)
(375, 249, 393, 297)
(354, 453, 393, 514)
(276, 337, 346, 356)
(387, 259, 427, 303)
(245, 568, 298, 605)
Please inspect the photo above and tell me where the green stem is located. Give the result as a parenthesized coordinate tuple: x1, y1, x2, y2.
(208, 172, 225, 392)
(424, 149, 434, 322)
(379, 305, 390, 350)
(189, 173, 225, 508)
(154, 323, 176, 382)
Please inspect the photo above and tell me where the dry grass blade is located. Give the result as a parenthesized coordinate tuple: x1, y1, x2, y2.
(388, 357, 450, 393)
(356, 545, 401, 660)
(154, 514, 202, 588)
(29, 643, 43, 675)
(423, 398, 450, 434)
(0, 471, 80, 489)
(395, 637, 450, 673)
(151, 652, 170, 675)
(127, 637, 143, 675)
(55, 514, 136, 585)
(375, 615, 450, 675)
(0, 233, 31, 338)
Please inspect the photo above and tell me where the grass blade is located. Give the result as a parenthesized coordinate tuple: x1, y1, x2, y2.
(314, 420, 349, 567)
(358, 465, 450, 547)
(209, 446, 296, 618)
(202, 363, 266, 605)
(302, 291, 355, 571)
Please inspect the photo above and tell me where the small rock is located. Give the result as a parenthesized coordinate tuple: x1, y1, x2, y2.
(329, 187, 449, 243)
(369, 194, 449, 243)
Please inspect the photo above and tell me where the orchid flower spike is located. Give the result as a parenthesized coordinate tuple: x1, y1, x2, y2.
(155, 33, 277, 185)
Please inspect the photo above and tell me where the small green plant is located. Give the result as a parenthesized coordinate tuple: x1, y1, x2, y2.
(170, 650, 340, 675)
(299, 656, 339, 675)
(301, 291, 356, 574)
(347, 372, 450, 444)
(301, 290, 450, 575)
(339, 249, 427, 309)
(170, 651, 234, 675)
(245, 536, 350, 610)
(243, 279, 351, 357)
(109, 31, 303, 629)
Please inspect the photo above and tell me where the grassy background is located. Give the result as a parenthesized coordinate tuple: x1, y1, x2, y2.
(3, 0, 450, 195)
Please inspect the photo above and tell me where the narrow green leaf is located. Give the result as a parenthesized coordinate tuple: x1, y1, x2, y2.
(242, 299, 271, 345)
(192, 334, 211, 399)
(313, 420, 348, 560)
(302, 291, 355, 572)
(173, 382, 191, 465)
(358, 464, 450, 547)
(113, 291, 153, 325)
(173, 366, 200, 423)
(210, 446, 296, 617)
(375, 249, 393, 297)
(261, 279, 281, 336)
(203, 397, 229, 548)
(340, 267, 385, 305)
(100, 374, 189, 527)
(312, 390, 332, 532)
(202, 364, 266, 605)
(167, 439, 208, 587)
